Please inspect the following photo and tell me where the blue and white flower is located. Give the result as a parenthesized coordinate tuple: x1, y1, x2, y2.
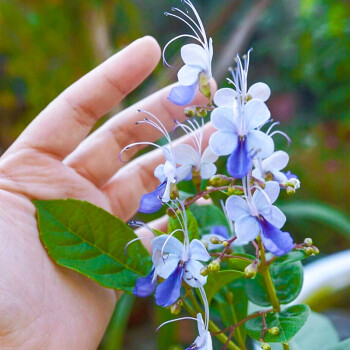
(209, 52, 274, 178)
(225, 180, 294, 256)
(120, 111, 192, 213)
(173, 119, 218, 179)
(163, 0, 213, 106)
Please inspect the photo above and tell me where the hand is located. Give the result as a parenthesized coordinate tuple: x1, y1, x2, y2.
(0, 36, 213, 349)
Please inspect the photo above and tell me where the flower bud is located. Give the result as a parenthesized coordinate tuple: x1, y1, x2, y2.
(199, 72, 211, 99)
(200, 266, 209, 276)
(210, 236, 221, 244)
(268, 327, 280, 336)
(196, 106, 208, 118)
(184, 106, 196, 118)
(286, 186, 295, 195)
(305, 247, 315, 256)
(208, 259, 221, 273)
(261, 343, 271, 350)
(170, 303, 181, 315)
(313, 246, 320, 255)
(209, 175, 227, 187)
(304, 238, 313, 246)
(244, 263, 258, 279)
(227, 186, 236, 195)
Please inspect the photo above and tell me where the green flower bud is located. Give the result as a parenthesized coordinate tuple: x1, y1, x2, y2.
(227, 186, 236, 195)
(268, 327, 280, 336)
(199, 72, 211, 99)
(286, 186, 296, 195)
(200, 266, 209, 276)
(170, 303, 181, 315)
(208, 259, 221, 273)
(209, 175, 227, 187)
(244, 263, 258, 279)
(304, 238, 313, 246)
(313, 246, 320, 255)
(196, 106, 208, 118)
(184, 106, 196, 118)
(305, 247, 315, 256)
(261, 343, 271, 350)
(210, 236, 221, 244)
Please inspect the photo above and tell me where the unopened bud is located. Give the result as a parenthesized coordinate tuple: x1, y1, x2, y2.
(305, 247, 315, 256)
(196, 107, 208, 118)
(184, 106, 196, 118)
(304, 238, 313, 246)
(199, 72, 211, 99)
(209, 175, 227, 187)
(210, 236, 221, 244)
(170, 303, 181, 315)
(208, 259, 221, 273)
(261, 343, 271, 350)
(313, 246, 320, 255)
(268, 327, 280, 336)
(227, 186, 236, 195)
(200, 266, 209, 276)
(244, 263, 258, 279)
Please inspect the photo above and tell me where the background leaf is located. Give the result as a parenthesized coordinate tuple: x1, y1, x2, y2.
(35, 199, 151, 293)
(204, 270, 243, 304)
(168, 208, 199, 241)
(245, 261, 304, 306)
(245, 304, 310, 343)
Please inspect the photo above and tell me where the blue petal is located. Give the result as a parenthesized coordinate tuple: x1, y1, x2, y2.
(133, 268, 157, 298)
(210, 225, 229, 239)
(138, 182, 166, 214)
(226, 139, 252, 178)
(259, 218, 294, 256)
(168, 82, 197, 106)
(155, 264, 184, 307)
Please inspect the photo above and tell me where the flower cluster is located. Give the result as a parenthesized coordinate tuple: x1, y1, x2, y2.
(122, 1, 307, 349)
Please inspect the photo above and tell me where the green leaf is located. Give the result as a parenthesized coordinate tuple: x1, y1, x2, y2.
(271, 250, 308, 265)
(245, 304, 310, 343)
(245, 261, 303, 306)
(323, 339, 350, 350)
(204, 270, 243, 304)
(35, 199, 151, 293)
(279, 201, 350, 239)
(226, 253, 255, 272)
(168, 208, 199, 241)
(190, 203, 228, 236)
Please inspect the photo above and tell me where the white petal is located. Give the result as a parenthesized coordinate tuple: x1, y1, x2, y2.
(252, 167, 264, 182)
(176, 164, 193, 182)
(244, 99, 271, 130)
(263, 205, 286, 229)
(225, 195, 250, 221)
(154, 164, 165, 182)
(213, 88, 237, 107)
(262, 151, 289, 172)
(184, 259, 207, 288)
(209, 131, 238, 156)
(173, 144, 199, 166)
(196, 313, 205, 335)
(201, 146, 219, 163)
(211, 106, 235, 130)
(272, 170, 288, 183)
(235, 215, 260, 241)
(164, 160, 177, 182)
(253, 181, 280, 211)
(177, 65, 201, 86)
(248, 82, 271, 102)
(246, 130, 274, 159)
(200, 163, 217, 179)
(152, 235, 183, 256)
(155, 253, 181, 279)
(189, 239, 211, 262)
(181, 44, 208, 70)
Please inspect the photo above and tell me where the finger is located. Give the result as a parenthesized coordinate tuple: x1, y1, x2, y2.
(5, 36, 161, 159)
(64, 80, 217, 188)
(102, 122, 216, 220)
(135, 216, 168, 253)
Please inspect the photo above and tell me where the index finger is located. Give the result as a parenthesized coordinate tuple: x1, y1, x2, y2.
(6, 36, 161, 159)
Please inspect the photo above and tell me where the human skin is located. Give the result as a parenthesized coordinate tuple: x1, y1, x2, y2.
(0, 36, 215, 349)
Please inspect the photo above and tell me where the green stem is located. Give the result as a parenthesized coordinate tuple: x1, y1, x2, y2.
(184, 294, 240, 350)
(283, 343, 290, 350)
(257, 236, 280, 312)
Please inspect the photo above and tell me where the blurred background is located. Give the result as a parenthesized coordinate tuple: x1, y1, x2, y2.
(1, 0, 350, 349)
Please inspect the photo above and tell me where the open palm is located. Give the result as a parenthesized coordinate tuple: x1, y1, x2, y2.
(0, 37, 212, 349)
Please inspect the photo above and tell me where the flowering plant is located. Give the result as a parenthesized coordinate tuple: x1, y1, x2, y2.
(33, 1, 349, 350)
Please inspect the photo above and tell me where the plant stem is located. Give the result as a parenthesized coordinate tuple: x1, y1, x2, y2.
(283, 343, 290, 350)
(184, 294, 241, 350)
(257, 236, 280, 312)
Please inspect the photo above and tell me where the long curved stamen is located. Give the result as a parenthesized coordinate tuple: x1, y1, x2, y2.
(156, 317, 197, 332)
(159, 228, 185, 260)
(174, 121, 199, 151)
(163, 34, 203, 67)
(270, 130, 292, 146)
(164, 12, 203, 44)
(124, 236, 154, 256)
(198, 285, 210, 330)
(119, 141, 163, 161)
(171, 7, 203, 38)
(266, 121, 280, 135)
